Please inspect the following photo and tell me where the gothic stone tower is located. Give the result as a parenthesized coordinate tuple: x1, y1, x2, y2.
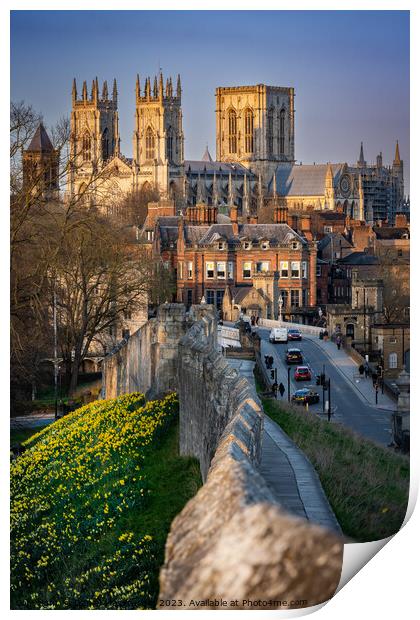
(133, 73, 185, 200)
(68, 78, 120, 198)
(23, 123, 59, 201)
(215, 84, 295, 185)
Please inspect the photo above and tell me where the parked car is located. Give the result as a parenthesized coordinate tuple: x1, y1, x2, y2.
(292, 388, 320, 405)
(269, 327, 288, 344)
(288, 328, 302, 341)
(285, 348, 303, 364)
(294, 366, 311, 381)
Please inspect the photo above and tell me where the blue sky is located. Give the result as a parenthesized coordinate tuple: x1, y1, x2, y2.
(11, 10, 410, 191)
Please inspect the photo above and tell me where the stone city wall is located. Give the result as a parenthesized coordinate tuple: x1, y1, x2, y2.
(159, 316, 343, 608)
(102, 304, 343, 607)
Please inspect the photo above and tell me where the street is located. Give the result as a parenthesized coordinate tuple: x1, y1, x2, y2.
(258, 327, 393, 447)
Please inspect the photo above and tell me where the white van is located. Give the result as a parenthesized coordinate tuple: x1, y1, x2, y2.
(269, 327, 288, 344)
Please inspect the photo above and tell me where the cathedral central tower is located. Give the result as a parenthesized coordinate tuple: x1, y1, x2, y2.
(215, 83, 295, 185)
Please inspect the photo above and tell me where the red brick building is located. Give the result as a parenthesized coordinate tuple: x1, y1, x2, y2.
(149, 204, 317, 320)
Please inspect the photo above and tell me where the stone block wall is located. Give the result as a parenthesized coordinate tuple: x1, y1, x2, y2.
(159, 354, 343, 607)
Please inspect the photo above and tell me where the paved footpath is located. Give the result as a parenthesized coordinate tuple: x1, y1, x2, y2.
(226, 357, 342, 535)
(307, 335, 396, 411)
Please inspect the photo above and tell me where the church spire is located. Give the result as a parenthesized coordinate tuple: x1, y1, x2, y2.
(82, 80, 88, 101)
(358, 141, 366, 167)
(159, 72, 164, 99)
(112, 78, 118, 104)
(153, 75, 158, 98)
(177, 74, 182, 98)
(72, 78, 77, 103)
(135, 74, 140, 99)
(102, 80, 108, 100)
(393, 140, 401, 165)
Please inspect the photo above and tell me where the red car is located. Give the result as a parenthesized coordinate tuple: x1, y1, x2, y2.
(294, 366, 311, 381)
(288, 328, 302, 341)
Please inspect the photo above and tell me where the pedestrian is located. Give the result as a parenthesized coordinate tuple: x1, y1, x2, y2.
(256, 316, 260, 325)
(278, 382, 285, 398)
(272, 381, 278, 398)
(358, 363, 365, 376)
(364, 362, 370, 378)
(251, 315, 256, 326)
(371, 371, 378, 386)
(264, 355, 269, 367)
(336, 335, 341, 350)
(269, 355, 274, 369)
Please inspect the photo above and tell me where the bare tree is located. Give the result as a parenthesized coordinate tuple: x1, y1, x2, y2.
(378, 251, 410, 324)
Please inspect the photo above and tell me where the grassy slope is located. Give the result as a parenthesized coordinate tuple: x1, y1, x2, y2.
(262, 396, 409, 542)
(119, 419, 201, 601)
(11, 395, 202, 609)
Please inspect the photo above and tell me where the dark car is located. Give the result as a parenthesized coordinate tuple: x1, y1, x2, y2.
(292, 388, 320, 405)
(294, 366, 311, 381)
(285, 348, 303, 364)
(288, 328, 302, 341)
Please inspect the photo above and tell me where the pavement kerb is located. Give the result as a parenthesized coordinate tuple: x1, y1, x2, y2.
(307, 336, 394, 413)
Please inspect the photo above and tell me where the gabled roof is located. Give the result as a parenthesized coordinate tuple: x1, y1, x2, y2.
(318, 233, 353, 251)
(337, 252, 379, 266)
(26, 123, 54, 152)
(201, 145, 213, 162)
(271, 163, 343, 196)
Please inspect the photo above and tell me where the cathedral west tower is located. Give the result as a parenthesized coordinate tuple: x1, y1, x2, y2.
(133, 73, 185, 200)
(68, 77, 120, 198)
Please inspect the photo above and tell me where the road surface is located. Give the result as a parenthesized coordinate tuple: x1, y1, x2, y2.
(258, 327, 393, 447)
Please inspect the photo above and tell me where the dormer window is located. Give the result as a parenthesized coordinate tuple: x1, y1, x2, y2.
(261, 241, 269, 250)
(218, 241, 225, 250)
(243, 241, 252, 250)
(291, 241, 299, 250)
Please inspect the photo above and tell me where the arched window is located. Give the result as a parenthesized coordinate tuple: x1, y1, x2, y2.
(244, 109, 254, 153)
(166, 127, 173, 162)
(145, 127, 155, 160)
(101, 128, 109, 161)
(228, 109, 237, 154)
(267, 108, 274, 156)
(279, 108, 285, 155)
(389, 352, 398, 369)
(82, 132, 91, 162)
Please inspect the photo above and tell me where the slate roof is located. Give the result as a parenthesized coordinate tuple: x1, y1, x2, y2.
(229, 286, 256, 304)
(318, 233, 353, 251)
(26, 123, 54, 152)
(373, 227, 410, 240)
(185, 160, 253, 176)
(271, 164, 343, 196)
(197, 223, 306, 246)
(337, 252, 379, 265)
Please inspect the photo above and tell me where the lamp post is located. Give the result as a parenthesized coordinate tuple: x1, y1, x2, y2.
(287, 367, 291, 402)
(278, 295, 283, 323)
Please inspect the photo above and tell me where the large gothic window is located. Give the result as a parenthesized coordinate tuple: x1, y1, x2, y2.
(228, 109, 237, 154)
(279, 109, 285, 155)
(101, 128, 109, 161)
(244, 109, 254, 153)
(166, 127, 173, 163)
(145, 127, 155, 160)
(82, 132, 91, 162)
(267, 108, 274, 156)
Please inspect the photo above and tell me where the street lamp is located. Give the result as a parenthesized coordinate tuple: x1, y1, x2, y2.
(278, 296, 283, 323)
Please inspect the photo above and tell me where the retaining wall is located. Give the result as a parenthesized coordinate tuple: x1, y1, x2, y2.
(259, 318, 324, 336)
